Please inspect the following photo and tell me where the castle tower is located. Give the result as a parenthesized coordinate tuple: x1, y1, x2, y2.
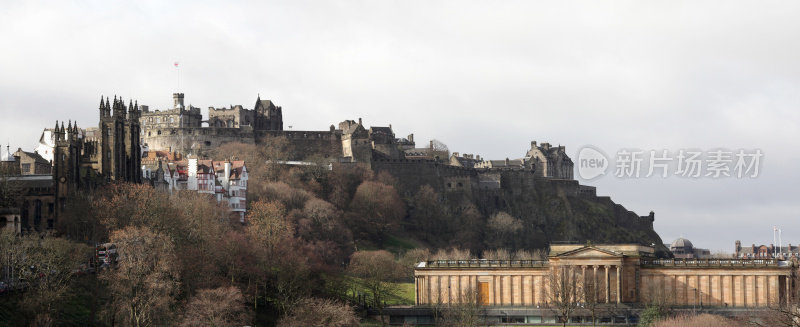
(173, 93, 185, 109)
(253, 95, 283, 131)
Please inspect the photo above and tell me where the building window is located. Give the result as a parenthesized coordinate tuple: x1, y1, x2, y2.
(34, 200, 42, 228)
(48, 203, 54, 214)
(21, 163, 31, 173)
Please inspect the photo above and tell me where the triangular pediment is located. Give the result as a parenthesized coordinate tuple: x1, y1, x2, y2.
(554, 246, 623, 258)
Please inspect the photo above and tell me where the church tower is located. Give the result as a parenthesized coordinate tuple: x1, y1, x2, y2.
(53, 120, 84, 221)
(98, 95, 142, 182)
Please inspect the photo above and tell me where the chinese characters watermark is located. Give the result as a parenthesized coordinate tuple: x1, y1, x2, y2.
(577, 146, 763, 180)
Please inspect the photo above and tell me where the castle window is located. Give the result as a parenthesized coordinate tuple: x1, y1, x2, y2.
(457, 182, 463, 187)
(157, 130, 162, 135)
(156, 117, 160, 124)
(205, 141, 211, 146)
(170, 117, 174, 124)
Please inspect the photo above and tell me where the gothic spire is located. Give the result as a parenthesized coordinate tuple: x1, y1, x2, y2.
(99, 95, 105, 110)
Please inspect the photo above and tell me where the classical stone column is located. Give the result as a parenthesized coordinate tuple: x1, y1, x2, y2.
(415, 277, 420, 305)
(605, 265, 610, 303)
(593, 265, 599, 303)
(742, 275, 747, 307)
(427, 275, 432, 304)
(616, 265, 622, 304)
(581, 266, 587, 285)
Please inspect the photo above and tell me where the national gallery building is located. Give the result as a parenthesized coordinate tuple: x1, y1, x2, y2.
(394, 244, 797, 325)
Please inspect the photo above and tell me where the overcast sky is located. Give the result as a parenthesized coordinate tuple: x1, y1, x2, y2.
(2, 1, 798, 252)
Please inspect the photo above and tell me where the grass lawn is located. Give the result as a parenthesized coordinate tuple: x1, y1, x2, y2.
(345, 276, 415, 306)
(354, 234, 423, 255)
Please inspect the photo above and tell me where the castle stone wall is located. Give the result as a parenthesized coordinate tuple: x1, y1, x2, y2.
(257, 130, 343, 162)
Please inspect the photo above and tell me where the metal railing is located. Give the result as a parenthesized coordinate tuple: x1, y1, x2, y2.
(424, 259, 549, 268)
(641, 258, 781, 267)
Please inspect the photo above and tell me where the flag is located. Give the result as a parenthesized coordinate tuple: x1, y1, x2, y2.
(174, 61, 179, 67)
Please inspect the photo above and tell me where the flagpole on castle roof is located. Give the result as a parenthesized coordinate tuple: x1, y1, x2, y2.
(174, 61, 180, 92)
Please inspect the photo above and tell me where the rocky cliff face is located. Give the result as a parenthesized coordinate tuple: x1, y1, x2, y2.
(370, 160, 670, 257)
(471, 178, 669, 257)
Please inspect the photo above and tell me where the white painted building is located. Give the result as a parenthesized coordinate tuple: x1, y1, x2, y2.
(160, 158, 248, 222)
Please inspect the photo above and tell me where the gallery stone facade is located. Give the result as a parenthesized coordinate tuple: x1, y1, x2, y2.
(414, 244, 796, 308)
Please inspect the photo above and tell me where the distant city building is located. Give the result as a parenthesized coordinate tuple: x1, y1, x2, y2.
(474, 141, 574, 179)
(0, 146, 51, 175)
(147, 158, 248, 222)
(12, 148, 51, 175)
(667, 237, 711, 259)
(448, 152, 482, 168)
(735, 240, 799, 259)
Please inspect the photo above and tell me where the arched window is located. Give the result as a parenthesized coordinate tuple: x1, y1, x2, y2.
(227, 120, 233, 128)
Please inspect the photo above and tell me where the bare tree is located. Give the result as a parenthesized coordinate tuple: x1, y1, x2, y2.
(547, 265, 582, 327)
(432, 247, 473, 261)
(277, 297, 359, 327)
(346, 181, 405, 245)
(102, 226, 181, 327)
(399, 248, 432, 280)
(429, 139, 450, 161)
(347, 250, 403, 327)
(435, 285, 487, 327)
(179, 286, 253, 327)
(753, 268, 799, 327)
(0, 230, 90, 322)
(514, 248, 548, 260)
(638, 279, 675, 327)
(482, 248, 512, 260)
(581, 268, 601, 327)
(486, 212, 522, 249)
(245, 200, 291, 253)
